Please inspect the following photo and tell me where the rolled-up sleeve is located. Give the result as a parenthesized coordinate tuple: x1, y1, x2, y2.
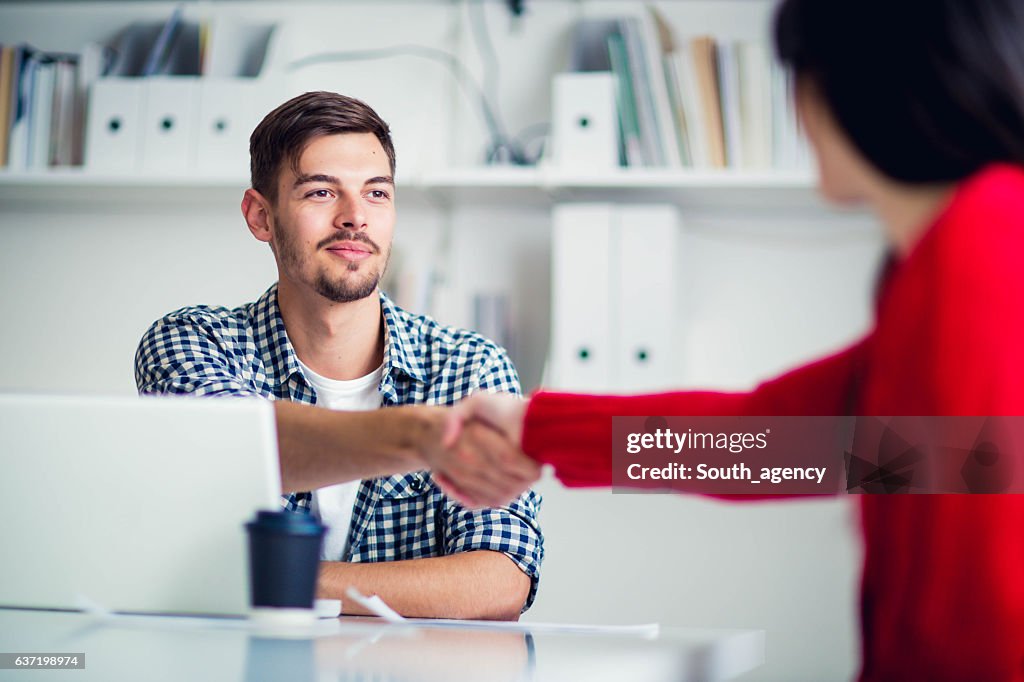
(443, 489, 544, 612)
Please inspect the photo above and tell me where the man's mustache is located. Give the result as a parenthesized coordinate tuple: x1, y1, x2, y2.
(317, 232, 381, 255)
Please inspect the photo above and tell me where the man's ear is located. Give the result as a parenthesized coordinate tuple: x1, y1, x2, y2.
(241, 189, 274, 243)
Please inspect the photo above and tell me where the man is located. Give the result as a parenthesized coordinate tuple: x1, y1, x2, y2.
(135, 91, 543, 620)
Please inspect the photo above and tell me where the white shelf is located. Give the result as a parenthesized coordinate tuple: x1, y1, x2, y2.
(417, 166, 830, 212)
(0, 166, 833, 212)
(0, 169, 248, 187)
(422, 166, 816, 188)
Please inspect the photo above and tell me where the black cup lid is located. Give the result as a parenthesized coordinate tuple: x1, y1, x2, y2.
(245, 509, 325, 536)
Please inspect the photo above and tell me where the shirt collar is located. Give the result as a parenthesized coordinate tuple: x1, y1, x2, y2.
(380, 290, 429, 385)
(251, 283, 305, 392)
(253, 284, 428, 389)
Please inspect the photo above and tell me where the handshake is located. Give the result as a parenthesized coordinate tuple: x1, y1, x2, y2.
(274, 392, 536, 510)
(425, 393, 534, 509)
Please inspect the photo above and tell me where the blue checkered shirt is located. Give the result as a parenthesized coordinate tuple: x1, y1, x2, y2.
(135, 284, 544, 610)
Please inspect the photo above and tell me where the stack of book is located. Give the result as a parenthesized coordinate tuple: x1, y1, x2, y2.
(0, 6, 194, 173)
(0, 3, 268, 173)
(569, 8, 807, 171)
(0, 45, 105, 171)
(663, 34, 804, 171)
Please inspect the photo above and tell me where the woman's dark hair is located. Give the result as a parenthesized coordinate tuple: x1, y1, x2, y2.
(249, 91, 395, 202)
(774, 0, 1024, 183)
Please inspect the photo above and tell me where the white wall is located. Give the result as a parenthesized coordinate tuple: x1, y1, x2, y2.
(0, 2, 887, 680)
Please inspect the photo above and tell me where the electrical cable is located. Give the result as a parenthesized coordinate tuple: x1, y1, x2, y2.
(287, 41, 531, 165)
(469, 0, 550, 165)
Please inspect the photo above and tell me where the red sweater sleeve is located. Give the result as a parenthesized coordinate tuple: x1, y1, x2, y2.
(522, 339, 867, 487)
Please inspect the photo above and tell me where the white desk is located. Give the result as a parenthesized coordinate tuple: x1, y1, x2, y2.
(0, 608, 763, 681)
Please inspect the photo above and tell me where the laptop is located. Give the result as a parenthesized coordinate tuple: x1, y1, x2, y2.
(0, 394, 282, 616)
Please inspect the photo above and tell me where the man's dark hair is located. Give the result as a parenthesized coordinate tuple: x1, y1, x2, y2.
(249, 91, 396, 202)
(774, 0, 1024, 183)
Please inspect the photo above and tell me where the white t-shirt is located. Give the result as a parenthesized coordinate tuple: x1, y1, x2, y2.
(297, 358, 384, 561)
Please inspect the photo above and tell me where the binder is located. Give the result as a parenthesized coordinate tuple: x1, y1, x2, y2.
(74, 43, 113, 166)
(549, 203, 681, 392)
(85, 77, 145, 172)
(613, 204, 679, 392)
(550, 72, 619, 169)
(549, 204, 615, 391)
(195, 79, 256, 175)
(140, 76, 198, 173)
(194, 78, 281, 175)
(193, 19, 280, 175)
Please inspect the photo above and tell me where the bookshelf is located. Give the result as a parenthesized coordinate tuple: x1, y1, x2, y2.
(0, 166, 827, 212)
(0, 0, 820, 207)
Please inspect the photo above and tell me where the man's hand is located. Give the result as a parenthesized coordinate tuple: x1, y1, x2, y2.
(426, 393, 534, 508)
(426, 400, 537, 508)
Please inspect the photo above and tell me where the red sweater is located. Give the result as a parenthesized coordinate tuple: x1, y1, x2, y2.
(523, 164, 1024, 681)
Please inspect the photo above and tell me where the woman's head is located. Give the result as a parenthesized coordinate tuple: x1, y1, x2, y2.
(775, 0, 1024, 193)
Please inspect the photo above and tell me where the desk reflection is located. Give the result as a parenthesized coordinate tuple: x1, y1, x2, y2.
(245, 625, 532, 682)
(0, 608, 762, 682)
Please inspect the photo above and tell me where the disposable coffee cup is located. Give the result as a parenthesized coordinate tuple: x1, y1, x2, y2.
(245, 510, 326, 623)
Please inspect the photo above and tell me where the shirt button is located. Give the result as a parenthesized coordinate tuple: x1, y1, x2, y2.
(411, 477, 424, 492)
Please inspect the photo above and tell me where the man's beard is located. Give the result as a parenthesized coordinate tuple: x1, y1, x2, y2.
(275, 218, 390, 304)
(312, 258, 385, 303)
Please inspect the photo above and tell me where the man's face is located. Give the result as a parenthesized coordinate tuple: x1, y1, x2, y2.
(269, 132, 395, 303)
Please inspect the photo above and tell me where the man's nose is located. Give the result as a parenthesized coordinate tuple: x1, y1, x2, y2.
(333, 195, 367, 231)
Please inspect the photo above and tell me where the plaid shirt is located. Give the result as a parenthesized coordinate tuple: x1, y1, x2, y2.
(135, 284, 544, 610)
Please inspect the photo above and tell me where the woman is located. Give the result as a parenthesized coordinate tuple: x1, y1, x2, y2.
(452, 0, 1024, 678)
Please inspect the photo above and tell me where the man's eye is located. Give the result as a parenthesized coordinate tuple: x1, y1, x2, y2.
(307, 189, 332, 199)
(369, 190, 390, 200)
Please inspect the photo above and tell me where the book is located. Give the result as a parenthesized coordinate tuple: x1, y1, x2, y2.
(27, 56, 56, 170)
(639, 6, 681, 168)
(647, 8, 688, 166)
(717, 42, 742, 168)
(142, 4, 184, 76)
(771, 62, 800, 170)
(0, 45, 15, 167)
(108, 23, 161, 77)
(7, 45, 34, 171)
(737, 41, 772, 170)
(49, 58, 77, 167)
(619, 17, 663, 167)
(662, 54, 692, 167)
(670, 48, 708, 169)
(156, 20, 201, 76)
(607, 32, 642, 167)
(691, 36, 726, 169)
